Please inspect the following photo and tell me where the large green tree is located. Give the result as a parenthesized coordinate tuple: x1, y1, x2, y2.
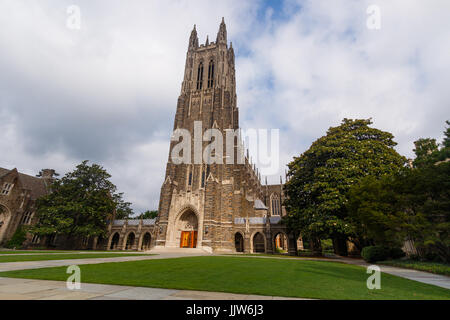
(31, 161, 133, 247)
(284, 119, 406, 255)
(348, 121, 450, 262)
(139, 210, 158, 219)
(412, 138, 439, 168)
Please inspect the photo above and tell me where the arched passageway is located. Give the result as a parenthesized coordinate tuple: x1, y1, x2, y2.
(110, 233, 120, 250)
(141, 232, 151, 250)
(125, 232, 135, 250)
(235, 233, 244, 252)
(274, 233, 288, 253)
(253, 232, 265, 253)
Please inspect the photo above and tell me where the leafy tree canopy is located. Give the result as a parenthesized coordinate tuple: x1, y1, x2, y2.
(284, 119, 406, 242)
(413, 120, 450, 167)
(413, 138, 439, 168)
(31, 160, 133, 239)
(348, 120, 450, 262)
(138, 210, 158, 219)
(348, 162, 450, 262)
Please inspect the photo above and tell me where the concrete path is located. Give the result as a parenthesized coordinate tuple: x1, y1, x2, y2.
(0, 277, 303, 300)
(0, 251, 209, 272)
(336, 257, 450, 290)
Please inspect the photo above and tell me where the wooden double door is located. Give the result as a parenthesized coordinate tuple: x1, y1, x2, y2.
(180, 231, 198, 248)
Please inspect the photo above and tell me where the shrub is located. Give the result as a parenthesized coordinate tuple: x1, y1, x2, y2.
(321, 239, 334, 251)
(361, 246, 389, 263)
(389, 247, 406, 259)
(5, 226, 27, 249)
(409, 254, 421, 261)
(301, 238, 310, 250)
(275, 247, 285, 254)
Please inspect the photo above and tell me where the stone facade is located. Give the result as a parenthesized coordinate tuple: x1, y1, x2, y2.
(106, 19, 296, 254)
(0, 168, 54, 247)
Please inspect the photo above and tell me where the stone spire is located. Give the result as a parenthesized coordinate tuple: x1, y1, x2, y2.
(205, 35, 209, 46)
(188, 24, 199, 50)
(216, 17, 227, 45)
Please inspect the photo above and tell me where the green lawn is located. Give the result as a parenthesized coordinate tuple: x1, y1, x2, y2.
(381, 259, 450, 276)
(0, 250, 137, 255)
(0, 253, 149, 263)
(227, 253, 334, 259)
(0, 250, 72, 254)
(0, 256, 448, 300)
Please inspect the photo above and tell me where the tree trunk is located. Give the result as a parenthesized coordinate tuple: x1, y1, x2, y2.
(333, 236, 348, 256)
(310, 237, 323, 256)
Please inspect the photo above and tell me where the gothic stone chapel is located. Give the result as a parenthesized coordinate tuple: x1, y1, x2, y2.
(107, 19, 297, 254)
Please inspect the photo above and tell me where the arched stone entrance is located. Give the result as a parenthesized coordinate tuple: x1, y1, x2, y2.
(235, 232, 244, 252)
(125, 232, 135, 250)
(176, 209, 198, 248)
(274, 232, 288, 253)
(110, 232, 120, 250)
(253, 232, 265, 253)
(141, 232, 151, 251)
(0, 204, 11, 243)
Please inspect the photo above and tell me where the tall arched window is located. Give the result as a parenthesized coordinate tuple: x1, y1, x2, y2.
(188, 166, 193, 186)
(207, 60, 214, 88)
(196, 62, 204, 90)
(21, 211, 33, 225)
(201, 167, 206, 188)
(271, 194, 280, 216)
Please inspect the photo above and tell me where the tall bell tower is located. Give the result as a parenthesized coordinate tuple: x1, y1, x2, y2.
(154, 19, 263, 252)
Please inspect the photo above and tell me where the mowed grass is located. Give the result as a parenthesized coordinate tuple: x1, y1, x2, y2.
(0, 251, 71, 254)
(0, 253, 149, 263)
(1, 256, 449, 300)
(0, 250, 118, 255)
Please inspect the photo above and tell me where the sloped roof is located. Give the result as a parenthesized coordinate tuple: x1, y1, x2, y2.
(0, 167, 49, 200)
(0, 168, 10, 178)
(254, 199, 268, 210)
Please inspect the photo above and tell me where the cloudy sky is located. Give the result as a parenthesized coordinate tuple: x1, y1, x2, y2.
(1, 0, 449, 213)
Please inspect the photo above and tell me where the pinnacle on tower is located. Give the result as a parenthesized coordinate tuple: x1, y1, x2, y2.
(189, 24, 199, 50)
(206, 35, 209, 46)
(216, 17, 227, 44)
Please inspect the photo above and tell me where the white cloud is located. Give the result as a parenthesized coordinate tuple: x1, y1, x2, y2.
(1, 0, 449, 211)
(238, 0, 450, 183)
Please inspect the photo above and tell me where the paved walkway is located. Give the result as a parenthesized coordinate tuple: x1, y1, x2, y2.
(337, 257, 450, 290)
(0, 251, 208, 272)
(0, 277, 303, 300)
